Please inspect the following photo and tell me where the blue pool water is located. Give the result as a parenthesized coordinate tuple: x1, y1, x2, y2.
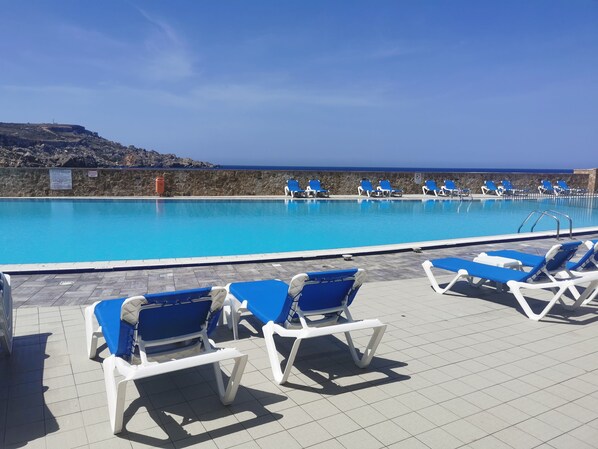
(1, 197, 597, 264)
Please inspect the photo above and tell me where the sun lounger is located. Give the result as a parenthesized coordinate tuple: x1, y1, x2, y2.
(85, 287, 248, 434)
(481, 240, 598, 304)
(556, 180, 587, 196)
(538, 180, 558, 195)
(423, 253, 598, 321)
(422, 180, 446, 196)
(480, 241, 582, 277)
(442, 180, 471, 197)
(306, 179, 330, 197)
(501, 179, 528, 196)
(285, 179, 307, 198)
(481, 180, 503, 196)
(225, 269, 386, 384)
(378, 180, 403, 197)
(0, 272, 13, 356)
(358, 179, 384, 197)
(481, 241, 597, 274)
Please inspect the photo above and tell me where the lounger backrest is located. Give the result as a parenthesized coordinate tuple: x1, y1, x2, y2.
(109, 287, 225, 359)
(287, 179, 302, 192)
(379, 180, 392, 190)
(485, 180, 498, 190)
(361, 179, 374, 191)
(569, 240, 598, 270)
(444, 180, 457, 190)
(557, 180, 569, 190)
(309, 179, 322, 190)
(425, 180, 438, 191)
(502, 180, 513, 190)
(284, 269, 365, 323)
(524, 242, 582, 281)
(541, 180, 554, 191)
(138, 288, 225, 340)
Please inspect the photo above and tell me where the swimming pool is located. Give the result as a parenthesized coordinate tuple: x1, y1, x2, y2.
(1, 197, 597, 265)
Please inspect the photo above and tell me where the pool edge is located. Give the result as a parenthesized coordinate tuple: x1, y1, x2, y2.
(3, 226, 598, 274)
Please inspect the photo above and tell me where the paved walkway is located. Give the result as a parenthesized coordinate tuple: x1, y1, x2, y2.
(2, 235, 598, 448)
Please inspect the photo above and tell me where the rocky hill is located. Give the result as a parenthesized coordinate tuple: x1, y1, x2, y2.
(0, 122, 214, 168)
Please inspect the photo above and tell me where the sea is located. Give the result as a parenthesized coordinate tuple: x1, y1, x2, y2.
(217, 165, 574, 173)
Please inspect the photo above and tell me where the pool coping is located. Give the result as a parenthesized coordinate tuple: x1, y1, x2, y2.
(2, 193, 596, 201)
(3, 226, 598, 275)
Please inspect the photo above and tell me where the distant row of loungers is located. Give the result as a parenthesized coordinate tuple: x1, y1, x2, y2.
(284, 178, 592, 198)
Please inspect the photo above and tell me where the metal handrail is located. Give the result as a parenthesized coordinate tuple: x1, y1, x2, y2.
(517, 210, 544, 233)
(545, 210, 573, 239)
(517, 209, 563, 239)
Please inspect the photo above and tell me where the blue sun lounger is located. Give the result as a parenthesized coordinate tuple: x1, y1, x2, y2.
(442, 180, 471, 197)
(306, 179, 330, 197)
(482, 241, 597, 274)
(501, 179, 528, 196)
(225, 269, 386, 384)
(378, 179, 403, 197)
(538, 180, 558, 195)
(0, 272, 13, 357)
(285, 179, 307, 198)
(358, 179, 384, 197)
(556, 180, 587, 196)
(85, 287, 248, 434)
(422, 180, 446, 196)
(481, 180, 503, 196)
(422, 241, 598, 320)
(480, 240, 598, 305)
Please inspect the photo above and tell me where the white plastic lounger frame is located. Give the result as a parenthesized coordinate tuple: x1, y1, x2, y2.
(423, 261, 598, 321)
(422, 180, 447, 197)
(226, 270, 386, 384)
(481, 181, 503, 196)
(0, 273, 13, 356)
(85, 288, 248, 434)
(358, 180, 383, 197)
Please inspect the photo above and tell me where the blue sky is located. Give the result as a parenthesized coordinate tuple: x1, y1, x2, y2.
(0, 1, 596, 168)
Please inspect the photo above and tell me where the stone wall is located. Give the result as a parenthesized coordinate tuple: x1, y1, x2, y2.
(0, 167, 594, 197)
(574, 168, 598, 193)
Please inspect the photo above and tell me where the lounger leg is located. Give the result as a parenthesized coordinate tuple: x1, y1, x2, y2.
(509, 283, 571, 321)
(344, 324, 387, 368)
(103, 356, 128, 434)
(228, 297, 247, 340)
(263, 322, 302, 385)
(422, 261, 469, 294)
(211, 353, 248, 405)
(85, 303, 102, 359)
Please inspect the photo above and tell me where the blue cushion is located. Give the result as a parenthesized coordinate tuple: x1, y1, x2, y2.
(230, 269, 360, 325)
(361, 180, 374, 191)
(431, 258, 531, 284)
(139, 288, 215, 341)
(94, 298, 133, 358)
(94, 287, 218, 359)
(488, 242, 580, 273)
(425, 180, 438, 191)
(287, 179, 304, 192)
(229, 280, 292, 324)
(567, 240, 598, 270)
(303, 269, 359, 309)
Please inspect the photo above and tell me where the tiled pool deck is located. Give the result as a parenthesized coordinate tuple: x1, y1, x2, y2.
(2, 234, 598, 448)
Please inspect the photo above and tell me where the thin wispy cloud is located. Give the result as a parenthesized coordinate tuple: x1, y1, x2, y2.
(136, 8, 195, 82)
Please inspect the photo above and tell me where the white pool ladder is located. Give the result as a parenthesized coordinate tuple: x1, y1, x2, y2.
(517, 209, 573, 239)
